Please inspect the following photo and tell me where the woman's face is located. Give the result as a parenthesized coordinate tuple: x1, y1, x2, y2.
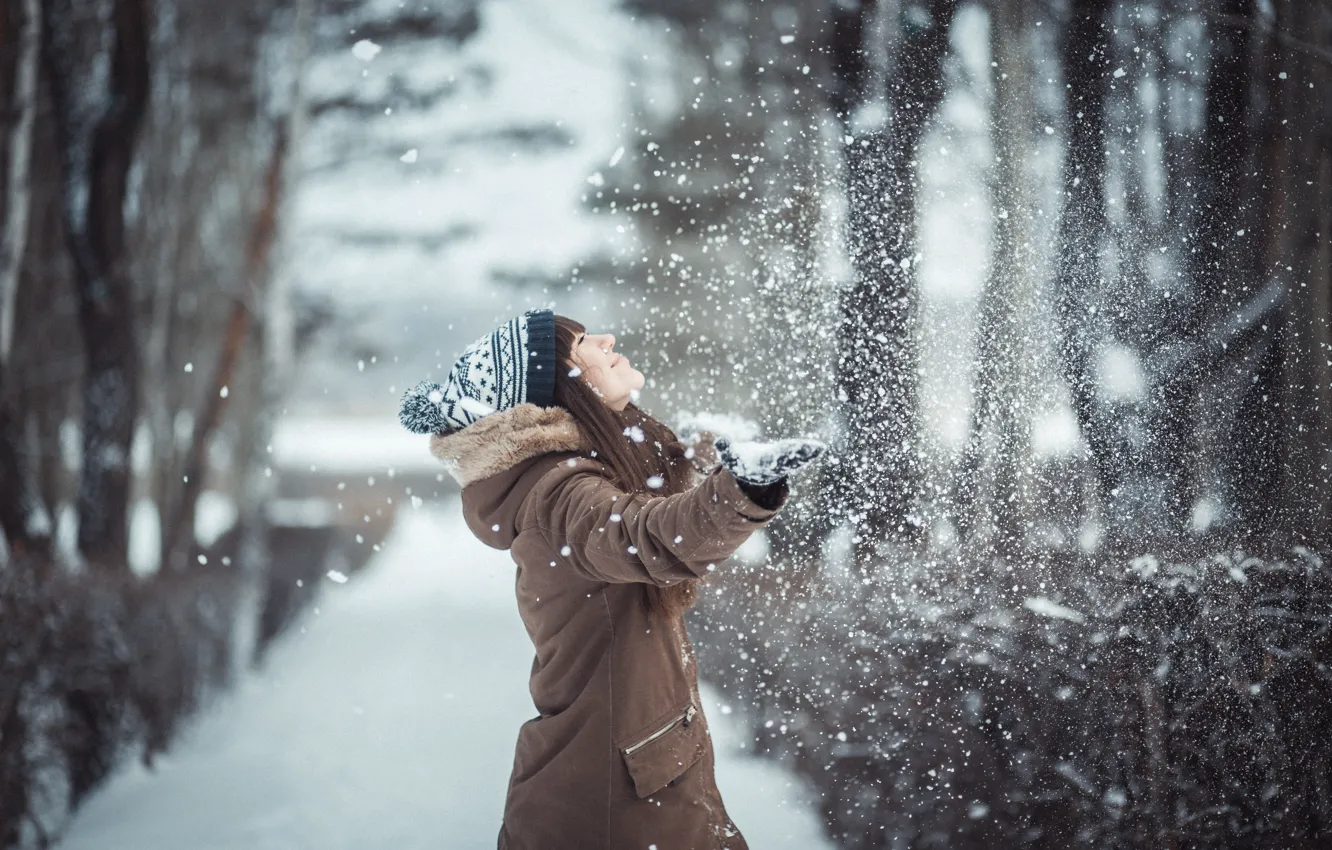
(571, 330, 644, 412)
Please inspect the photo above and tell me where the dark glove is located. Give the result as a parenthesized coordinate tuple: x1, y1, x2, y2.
(714, 437, 826, 487)
(736, 477, 788, 510)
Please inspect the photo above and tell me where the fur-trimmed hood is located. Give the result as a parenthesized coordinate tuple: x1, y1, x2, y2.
(429, 403, 590, 488)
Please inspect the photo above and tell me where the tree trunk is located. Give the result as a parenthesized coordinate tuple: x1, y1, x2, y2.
(1148, 0, 1254, 541)
(227, 0, 316, 675)
(1052, 0, 1116, 527)
(41, 0, 151, 567)
(828, 0, 956, 569)
(1269, 0, 1332, 545)
(162, 127, 287, 571)
(958, 0, 1041, 558)
(0, 0, 38, 365)
(0, 0, 41, 553)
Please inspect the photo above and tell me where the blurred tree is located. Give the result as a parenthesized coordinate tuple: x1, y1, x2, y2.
(632, 1, 1332, 845)
(1046, 0, 1332, 553)
(1260, 0, 1332, 545)
(40, 0, 151, 567)
(827, 0, 958, 567)
(133, 1, 295, 574)
(1052, 0, 1117, 536)
(0, 0, 41, 555)
(1162, 0, 1255, 537)
(0, 0, 324, 840)
(958, 0, 1042, 557)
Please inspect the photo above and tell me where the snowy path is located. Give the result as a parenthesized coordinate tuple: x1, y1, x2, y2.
(57, 500, 832, 850)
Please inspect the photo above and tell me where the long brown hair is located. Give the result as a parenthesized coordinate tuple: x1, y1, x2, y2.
(552, 315, 700, 620)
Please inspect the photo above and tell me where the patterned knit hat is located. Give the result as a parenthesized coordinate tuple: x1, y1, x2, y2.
(399, 309, 557, 435)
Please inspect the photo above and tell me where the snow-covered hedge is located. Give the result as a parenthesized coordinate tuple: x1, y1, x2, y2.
(693, 546, 1332, 848)
(0, 559, 242, 848)
(0, 516, 373, 850)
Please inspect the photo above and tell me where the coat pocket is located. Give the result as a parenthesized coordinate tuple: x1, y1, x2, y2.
(620, 702, 707, 798)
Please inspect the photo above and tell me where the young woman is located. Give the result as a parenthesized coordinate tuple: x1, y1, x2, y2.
(399, 308, 824, 850)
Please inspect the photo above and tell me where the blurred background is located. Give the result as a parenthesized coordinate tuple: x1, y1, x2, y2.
(2, 0, 1330, 847)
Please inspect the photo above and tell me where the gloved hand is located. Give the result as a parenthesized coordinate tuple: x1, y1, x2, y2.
(714, 436, 826, 486)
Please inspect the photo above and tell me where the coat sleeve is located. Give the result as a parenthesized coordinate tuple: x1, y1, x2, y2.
(523, 457, 789, 586)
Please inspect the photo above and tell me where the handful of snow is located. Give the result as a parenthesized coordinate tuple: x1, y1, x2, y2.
(715, 436, 826, 486)
(672, 409, 762, 444)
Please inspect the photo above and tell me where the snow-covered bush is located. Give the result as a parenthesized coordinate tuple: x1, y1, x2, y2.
(692, 546, 1332, 848)
(0, 558, 239, 848)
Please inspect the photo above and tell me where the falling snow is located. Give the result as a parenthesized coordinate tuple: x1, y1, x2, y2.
(11, 0, 1332, 847)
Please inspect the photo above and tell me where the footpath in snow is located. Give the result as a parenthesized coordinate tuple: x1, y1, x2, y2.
(57, 499, 832, 850)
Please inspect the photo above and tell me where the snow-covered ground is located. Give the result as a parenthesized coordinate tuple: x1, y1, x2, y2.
(56, 499, 832, 850)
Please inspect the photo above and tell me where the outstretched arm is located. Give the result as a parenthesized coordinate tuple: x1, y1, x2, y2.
(524, 458, 788, 586)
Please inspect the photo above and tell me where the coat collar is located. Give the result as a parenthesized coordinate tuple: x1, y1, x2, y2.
(429, 403, 590, 488)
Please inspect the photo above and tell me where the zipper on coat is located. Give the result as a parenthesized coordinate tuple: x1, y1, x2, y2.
(623, 703, 696, 756)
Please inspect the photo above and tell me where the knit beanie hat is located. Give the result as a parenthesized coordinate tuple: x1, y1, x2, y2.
(399, 308, 557, 435)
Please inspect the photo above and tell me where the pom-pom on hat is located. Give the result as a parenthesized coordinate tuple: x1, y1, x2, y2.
(399, 309, 557, 435)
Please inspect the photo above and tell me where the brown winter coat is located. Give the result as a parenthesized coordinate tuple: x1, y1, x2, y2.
(429, 403, 791, 850)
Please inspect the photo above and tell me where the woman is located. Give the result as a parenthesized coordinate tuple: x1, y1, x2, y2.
(399, 308, 824, 850)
